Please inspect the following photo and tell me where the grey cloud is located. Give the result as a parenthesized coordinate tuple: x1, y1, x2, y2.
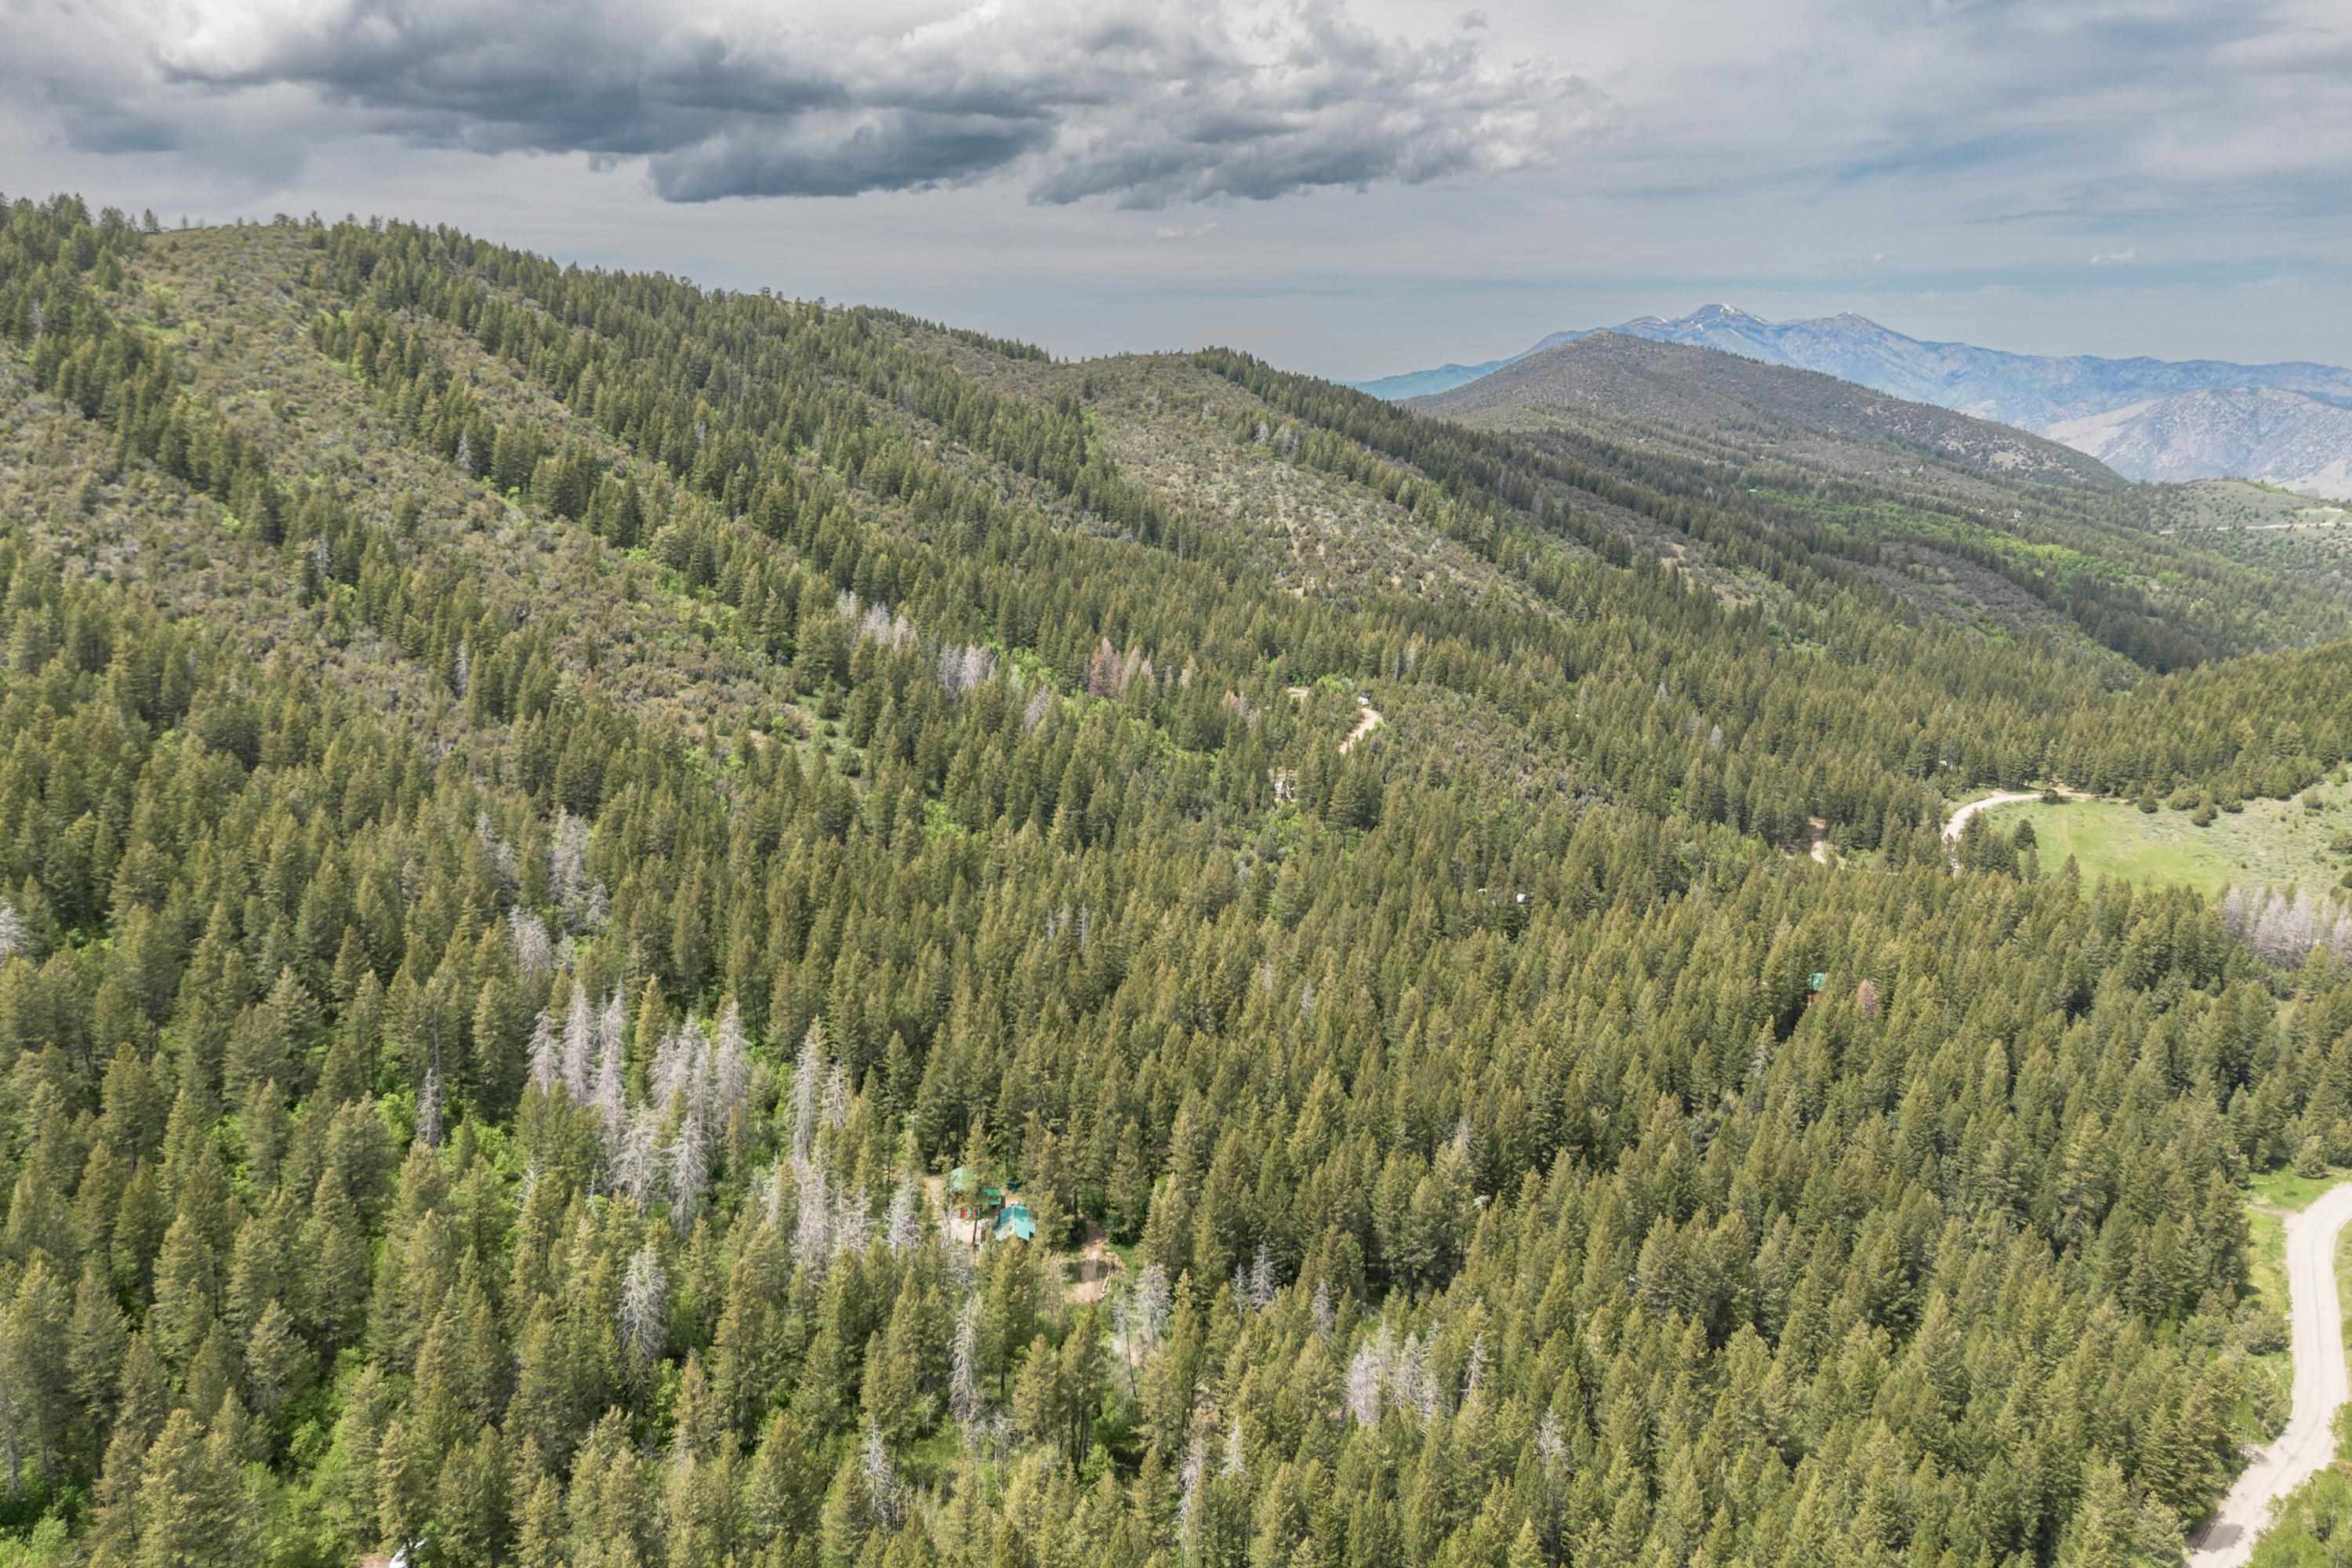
(649, 112, 1056, 202)
(1023, 14, 1579, 209)
(44, 94, 183, 158)
(37, 0, 1595, 205)
(1570, 0, 2350, 237)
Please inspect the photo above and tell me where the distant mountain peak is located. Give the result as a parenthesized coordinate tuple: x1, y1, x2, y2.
(1349, 307, 2352, 496)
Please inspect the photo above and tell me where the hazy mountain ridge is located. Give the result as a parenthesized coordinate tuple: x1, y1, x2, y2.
(1360, 306, 2352, 495)
(2045, 388, 2352, 499)
(1348, 329, 1591, 400)
(1407, 332, 2120, 490)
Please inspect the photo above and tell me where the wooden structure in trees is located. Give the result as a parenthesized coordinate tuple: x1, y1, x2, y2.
(949, 1167, 1032, 1247)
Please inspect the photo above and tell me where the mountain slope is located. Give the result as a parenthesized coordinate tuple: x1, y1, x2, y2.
(1410, 331, 2121, 489)
(1348, 328, 1591, 400)
(1609, 307, 2352, 430)
(2046, 387, 2352, 498)
(1359, 305, 2352, 494)
(1382, 329, 2352, 667)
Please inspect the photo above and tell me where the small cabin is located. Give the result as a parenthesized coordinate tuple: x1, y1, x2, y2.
(949, 1169, 1032, 1246)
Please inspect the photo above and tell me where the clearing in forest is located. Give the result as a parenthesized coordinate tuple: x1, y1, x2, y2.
(1980, 781, 2352, 896)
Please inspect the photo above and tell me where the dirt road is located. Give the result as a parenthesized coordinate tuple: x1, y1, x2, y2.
(1944, 786, 2105, 848)
(1285, 688, 1384, 754)
(2160, 519, 2346, 535)
(2187, 1181, 2352, 1565)
(1942, 789, 2056, 842)
(1065, 1221, 1120, 1305)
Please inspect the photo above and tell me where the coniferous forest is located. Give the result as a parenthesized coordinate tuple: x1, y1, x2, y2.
(5, 193, 2352, 1568)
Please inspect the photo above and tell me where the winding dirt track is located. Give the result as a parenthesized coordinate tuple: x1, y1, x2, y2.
(2188, 1181, 2352, 1565)
(1285, 688, 1383, 754)
(1942, 789, 2069, 842)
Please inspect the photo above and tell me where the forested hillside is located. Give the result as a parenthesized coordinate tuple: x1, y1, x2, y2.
(5, 193, 2352, 1568)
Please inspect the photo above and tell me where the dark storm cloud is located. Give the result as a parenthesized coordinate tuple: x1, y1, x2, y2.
(20, 0, 1595, 206)
(648, 114, 1058, 203)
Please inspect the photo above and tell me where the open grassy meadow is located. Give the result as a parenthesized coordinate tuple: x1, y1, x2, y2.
(1988, 779, 2352, 897)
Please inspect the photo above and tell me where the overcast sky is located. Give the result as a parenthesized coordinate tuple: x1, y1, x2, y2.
(5, 0, 2347, 379)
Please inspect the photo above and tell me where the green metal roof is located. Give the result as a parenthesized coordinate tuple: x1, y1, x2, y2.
(994, 1203, 1036, 1243)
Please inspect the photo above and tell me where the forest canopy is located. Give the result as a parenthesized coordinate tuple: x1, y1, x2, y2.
(3, 192, 2352, 1568)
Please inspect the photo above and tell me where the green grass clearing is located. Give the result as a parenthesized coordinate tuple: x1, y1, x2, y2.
(2245, 1200, 2352, 1564)
(2240, 1205, 2296, 1444)
(2251, 1166, 2352, 1213)
(2249, 1208, 2289, 1318)
(1989, 781, 2352, 898)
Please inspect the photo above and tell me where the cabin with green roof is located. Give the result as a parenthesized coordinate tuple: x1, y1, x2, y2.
(948, 1168, 1033, 1247)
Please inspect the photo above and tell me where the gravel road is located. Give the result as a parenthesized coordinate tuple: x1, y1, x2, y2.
(2187, 1181, 2352, 1565)
(1942, 789, 2063, 842)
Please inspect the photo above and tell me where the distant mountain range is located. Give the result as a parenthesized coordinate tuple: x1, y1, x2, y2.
(1408, 332, 2121, 491)
(2044, 389, 2352, 495)
(1356, 306, 2352, 497)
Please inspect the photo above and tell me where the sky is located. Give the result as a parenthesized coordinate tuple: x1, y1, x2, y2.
(4, 0, 2348, 380)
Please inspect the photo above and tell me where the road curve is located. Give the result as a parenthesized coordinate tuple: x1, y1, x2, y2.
(1942, 790, 2043, 841)
(2188, 1181, 2352, 1566)
(1942, 789, 2078, 842)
